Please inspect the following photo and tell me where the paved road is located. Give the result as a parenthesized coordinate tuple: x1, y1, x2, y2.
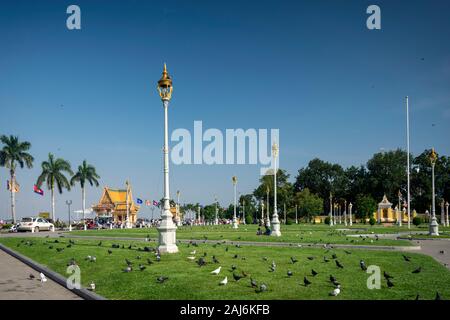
(0, 249, 82, 300)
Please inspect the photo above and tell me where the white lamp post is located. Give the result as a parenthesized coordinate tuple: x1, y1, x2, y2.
(232, 176, 238, 229)
(329, 193, 333, 226)
(397, 190, 402, 226)
(348, 202, 353, 226)
(125, 180, 131, 229)
(214, 196, 219, 225)
(65, 200, 72, 231)
(429, 148, 439, 236)
(260, 201, 264, 226)
(440, 199, 445, 226)
(446, 201, 449, 227)
(156, 64, 178, 253)
(271, 143, 281, 236)
(406, 96, 411, 229)
(242, 199, 246, 225)
(265, 187, 271, 227)
(343, 200, 347, 226)
(295, 204, 298, 224)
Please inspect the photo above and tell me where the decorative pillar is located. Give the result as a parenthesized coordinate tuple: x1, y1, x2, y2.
(440, 199, 445, 226)
(397, 190, 402, 226)
(445, 201, 449, 227)
(429, 148, 439, 236)
(260, 201, 264, 226)
(214, 196, 219, 225)
(343, 200, 347, 226)
(232, 176, 238, 229)
(271, 143, 281, 236)
(265, 187, 271, 227)
(348, 202, 353, 226)
(329, 193, 333, 226)
(156, 64, 178, 253)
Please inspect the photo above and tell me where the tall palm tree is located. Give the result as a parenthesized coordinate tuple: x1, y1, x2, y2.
(36, 153, 73, 221)
(70, 160, 100, 225)
(0, 135, 34, 223)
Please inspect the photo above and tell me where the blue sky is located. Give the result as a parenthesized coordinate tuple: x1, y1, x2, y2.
(1, 0, 449, 221)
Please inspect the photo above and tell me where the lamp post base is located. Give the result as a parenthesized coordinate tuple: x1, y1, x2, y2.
(232, 218, 238, 229)
(271, 215, 281, 236)
(429, 217, 439, 236)
(157, 225, 179, 253)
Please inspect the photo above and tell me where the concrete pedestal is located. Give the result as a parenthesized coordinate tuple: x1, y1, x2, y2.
(271, 214, 281, 237)
(429, 216, 440, 236)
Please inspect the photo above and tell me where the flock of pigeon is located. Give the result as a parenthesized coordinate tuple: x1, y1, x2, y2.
(16, 237, 446, 300)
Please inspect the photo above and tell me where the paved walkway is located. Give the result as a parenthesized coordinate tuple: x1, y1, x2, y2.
(0, 249, 82, 300)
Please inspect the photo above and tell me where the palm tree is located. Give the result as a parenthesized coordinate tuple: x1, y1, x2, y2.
(36, 153, 73, 221)
(70, 160, 100, 226)
(0, 135, 34, 223)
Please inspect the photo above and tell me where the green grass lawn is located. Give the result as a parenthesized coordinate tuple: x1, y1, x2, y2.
(68, 224, 416, 246)
(1, 237, 448, 300)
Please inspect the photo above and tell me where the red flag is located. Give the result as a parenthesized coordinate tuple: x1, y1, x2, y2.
(33, 185, 44, 196)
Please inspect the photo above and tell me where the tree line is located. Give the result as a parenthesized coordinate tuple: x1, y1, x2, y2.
(0, 135, 100, 223)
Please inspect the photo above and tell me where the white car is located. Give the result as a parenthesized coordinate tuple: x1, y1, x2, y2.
(18, 217, 55, 232)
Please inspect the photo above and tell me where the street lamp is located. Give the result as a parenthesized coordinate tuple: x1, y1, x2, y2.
(265, 186, 271, 227)
(65, 200, 72, 231)
(343, 200, 347, 226)
(440, 199, 445, 226)
(397, 190, 402, 227)
(232, 176, 238, 229)
(406, 96, 411, 230)
(175, 190, 181, 227)
(348, 202, 353, 226)
(260, 201, 265, 226)
(214, 195, 219, 225)
(446, 201, 449, 227)
(429, 148, 439, 236)
(295, 204, 298, 224)
(156, 63, 178, 253)
(271, 143, 281, 236)
(329, 193, 333, 226)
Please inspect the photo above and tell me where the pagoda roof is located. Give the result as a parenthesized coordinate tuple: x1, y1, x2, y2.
(93, 185, 140, 213)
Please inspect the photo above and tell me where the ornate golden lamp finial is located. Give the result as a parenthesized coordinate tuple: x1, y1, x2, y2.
(272, 142, 279, 158)
(429, 148, 437, 165)
(232, 176, 238, 185)
(157, 63, 173, 101)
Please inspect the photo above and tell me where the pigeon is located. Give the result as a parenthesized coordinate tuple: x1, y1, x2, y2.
(290, 257, 298, 264)
(439, 250, 445, 255)
(136, 255, 141, 260)
(231, 265, 237, 271)
(303, 276, 312, 286)
(212, 256, 220, 264)
(287, 270, 293, 277)
(197, 257, 207, 267)
(250, 278, 258, 288)
(387, 279, 394, 288)
(203, 252, 207, 257)
(29, 274, 35, 280)
(262, 257, 268, 261)
(157, 276, 168, 283)
(335, 260, 344, 269)
(219, 277, 228, 285)
(383, 271, 394, 279)
(139, 264, 146, 271)
(241, 271, 248, 277)
(360, 260, 367, 271)
(307, 256, 315, 261)
(125, 259, 133, 266)
(187, 256, 196, 260)
(156, 255, 161, 262)
(415, 294, 420, 300)
(311, 269, 318, 277)
(330, 275, 337, 283)
(128, 244, 132, 249)
(211, 266, 222, 275)
(271, 261, 276, 268)
(329, 285, 341, 296)
(97, 241, 102, 246)
(190, 250, 196, 255)
(269, 265, 276, 272)
(233, 254, 238, 259)
(66, 244, 72, 248)
(48, 246, 53, 249)
(56, 248, 64, 253)
(323, 256, 330, 263)
(255, 283, 267, 293)
(233, 272, 243, 281)
(412, 267, 422, 274)
(90, 256, 97, 263)
(40, 273, 47, 283)
(435, 292, 442, 300)
(344, 250, 352, 255)
(332, 254, 337, 259)
(89, 282, 96, 291)
(402, 255, 411, 262)
(108, 249, 112, 255)
(123, 266, 132, 273)
(147, 258, 153, 265)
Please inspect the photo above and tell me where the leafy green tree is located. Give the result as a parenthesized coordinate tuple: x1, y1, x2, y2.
(70, 160, 100, 224)
(0, 135, 34, 223)
(36, 153, 73, 221)
(294, 188, 323, 222)
(366, 149, 409, 203)
(355, 194, 377, 221)
(239, 194, 257, 223)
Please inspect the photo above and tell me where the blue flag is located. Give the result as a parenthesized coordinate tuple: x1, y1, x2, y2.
(137, 198, 143, 204)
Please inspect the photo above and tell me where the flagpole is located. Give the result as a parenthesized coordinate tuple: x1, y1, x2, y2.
(406, 96, 411, 230)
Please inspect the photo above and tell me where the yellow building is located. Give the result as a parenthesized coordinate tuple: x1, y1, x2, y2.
(374, 195, 415, 223)
(93, 185, 140, 224)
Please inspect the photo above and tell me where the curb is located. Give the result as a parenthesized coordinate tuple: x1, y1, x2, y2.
(0, 243, 107, 300)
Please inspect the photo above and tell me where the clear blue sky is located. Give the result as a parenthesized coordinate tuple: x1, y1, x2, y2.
(1, 0, 449, 220)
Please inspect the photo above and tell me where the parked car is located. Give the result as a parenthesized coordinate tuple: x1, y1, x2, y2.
(17, 217, 55, 232)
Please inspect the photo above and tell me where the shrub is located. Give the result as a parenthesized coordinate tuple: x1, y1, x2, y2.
(1, 223, 13, 230)
(324, 216, 331, 225)
(369, 217, 376, 226)
(413, 216, 423, 226)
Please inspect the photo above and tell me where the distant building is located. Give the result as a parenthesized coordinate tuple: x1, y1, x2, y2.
(93, 185, 140, 224)
(374, 194, 416, 223)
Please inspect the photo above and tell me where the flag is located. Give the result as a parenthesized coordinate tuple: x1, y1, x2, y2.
(33, 185, 44, 196)
(137, 198, 143, 204)
(153, 200, 159, 206)
(145, 200, 151, 206)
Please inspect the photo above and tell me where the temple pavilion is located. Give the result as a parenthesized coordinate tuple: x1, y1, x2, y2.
(374, 194, 415, 223)
(93, 184, 140, 224)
